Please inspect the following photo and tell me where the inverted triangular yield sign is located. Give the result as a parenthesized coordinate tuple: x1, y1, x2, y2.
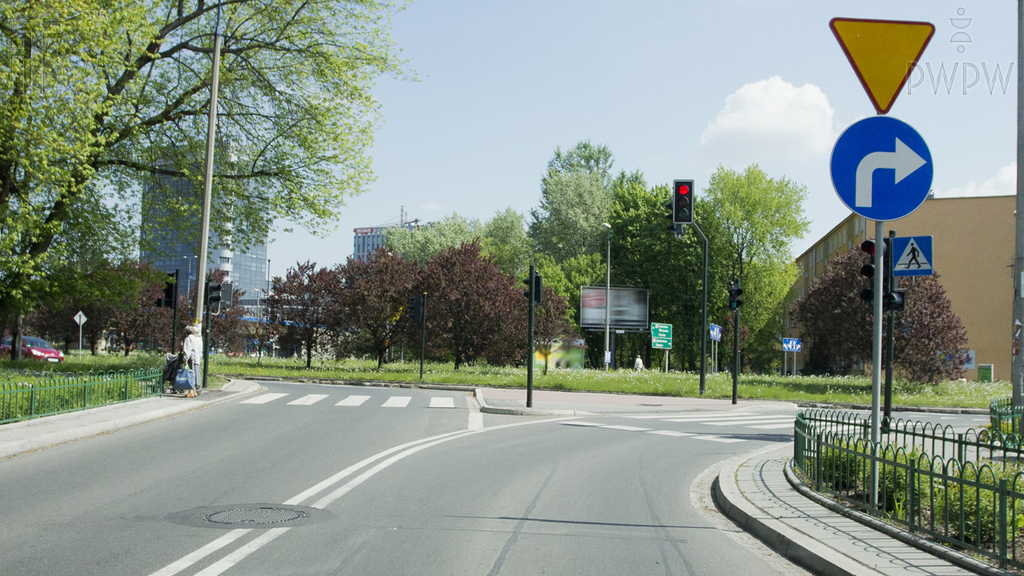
(830, 18, 935, 114)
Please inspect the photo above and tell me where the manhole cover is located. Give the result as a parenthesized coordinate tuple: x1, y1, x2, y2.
(204, 507, 308, 525)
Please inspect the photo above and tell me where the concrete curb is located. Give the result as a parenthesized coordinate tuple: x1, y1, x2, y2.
(783, 460, 1015, 576)
(0, 379, 262, 460)
(473, 388, 594, 417)
(713, 445, 881, 576)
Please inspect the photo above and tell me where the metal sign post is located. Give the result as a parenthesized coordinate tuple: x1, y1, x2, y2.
(73, 311, 87, 361)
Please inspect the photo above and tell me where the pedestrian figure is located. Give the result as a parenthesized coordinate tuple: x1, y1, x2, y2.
(181, 324, 203, 397)
(634, 355, 644, 371)
(908, 245, 921, 269)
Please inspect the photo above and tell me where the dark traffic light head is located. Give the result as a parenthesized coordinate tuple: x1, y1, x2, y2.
(728, 281, 743, 310)
(672, 179, 694, 225)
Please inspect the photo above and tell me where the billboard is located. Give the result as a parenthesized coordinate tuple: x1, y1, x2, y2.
(580, 286, 649, 330)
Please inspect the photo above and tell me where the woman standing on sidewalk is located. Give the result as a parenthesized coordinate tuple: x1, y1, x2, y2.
(181, 324, 203, 398)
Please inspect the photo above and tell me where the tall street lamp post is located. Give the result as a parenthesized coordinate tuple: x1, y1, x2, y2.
(603, 222, 611, 371)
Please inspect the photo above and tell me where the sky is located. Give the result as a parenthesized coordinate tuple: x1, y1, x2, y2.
(267, 0, 1019, 274)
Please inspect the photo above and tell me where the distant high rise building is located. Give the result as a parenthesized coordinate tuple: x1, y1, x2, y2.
(141, 174, 268, 309)
(352, 209, 429, 261)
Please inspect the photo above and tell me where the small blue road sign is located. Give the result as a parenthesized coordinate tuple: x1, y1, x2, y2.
(783, 338, 802, 352)
(709, 323, 722, 342)
(891, 235, 933, 277)
(831, 116, 932, 221)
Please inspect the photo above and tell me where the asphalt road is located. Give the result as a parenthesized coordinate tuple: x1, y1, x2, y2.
(0, 381, 809, 576)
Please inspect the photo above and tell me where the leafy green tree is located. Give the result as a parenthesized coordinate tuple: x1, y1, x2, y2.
(703, 165, 809, 371)
(533, 287, 578, 374)
(529, 142, 615, 264)
(0, 0, 407, 325)
(385, 214, 482, 263)
(481, 208, 532, 277)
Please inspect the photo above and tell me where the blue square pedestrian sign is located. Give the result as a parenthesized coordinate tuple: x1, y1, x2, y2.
(891, 235, 933, 277)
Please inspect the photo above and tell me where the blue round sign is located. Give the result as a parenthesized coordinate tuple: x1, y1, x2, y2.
(830, 116, 932, 221)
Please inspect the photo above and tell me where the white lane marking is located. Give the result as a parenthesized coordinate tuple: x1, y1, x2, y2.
(646, 430, 695, 437)
(287, 394, 329, 406)
(600, 425, 652, 432)
(239, 393, 288, 405)
(663, 414, 792, 423)
(336, 395, 371, 407)
(704, 418, 794, 426)
(381, 396, 412, 408)
(694, 435, 746, 444)
(155, 418, 575, 576)
(468, 411, 484, 431)
(146, 529, 251, 576)
(193, 528, 289, 576)
(749, 423, 796, 430)
(430, 397, 455, 408)
(562, 421, 605, 427)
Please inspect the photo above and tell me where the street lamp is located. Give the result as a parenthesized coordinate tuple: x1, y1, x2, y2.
(603, 222, 611, 371)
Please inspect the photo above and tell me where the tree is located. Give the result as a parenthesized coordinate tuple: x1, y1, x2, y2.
(339, 248, 420, 369)
(529, 142, 615, 264)
(265, 261, 339, 368)
(703, 165, 809, 372)
(385, 214, 482, 263)
(533, 286, 578, 374)
(795, 249, 969, 383)
(419, 242, 523, 369)
(106, 261, 166, 356)
(0, 1, 407, 324)
(481, 208, 532, 277)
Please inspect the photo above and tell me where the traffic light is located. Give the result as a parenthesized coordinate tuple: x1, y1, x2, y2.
(156, 272, 177, 307)
(883, 289, 906, 312)
(672, 179, 694, 224)
(207, 282, 232, 307)
(728, 281, 743, 310)
(860, 240, 875, 303)
(207, 282, 222, 304)
(522, 273, 542, 304)
(409, 294, 424, 323)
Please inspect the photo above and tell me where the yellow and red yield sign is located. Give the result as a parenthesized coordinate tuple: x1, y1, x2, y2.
(830, 18, 935, 114)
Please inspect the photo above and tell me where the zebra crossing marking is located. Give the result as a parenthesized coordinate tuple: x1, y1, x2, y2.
(429, 397, 456, 408)
(336, 395, 370, 407)
(704, 417, 793, 427)
(693, 435, 746, 444)
(749, 423, 797, 430)
(646, 430, 694, 437)
(240, 393, 288, 404)
(381, 396, 412, 408)
(288, 394, 329, 406)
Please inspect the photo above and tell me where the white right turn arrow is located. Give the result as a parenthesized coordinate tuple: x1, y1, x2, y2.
(854, 138, 927, 208)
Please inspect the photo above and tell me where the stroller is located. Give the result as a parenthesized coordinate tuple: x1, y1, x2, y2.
(163, 352, 197, 395)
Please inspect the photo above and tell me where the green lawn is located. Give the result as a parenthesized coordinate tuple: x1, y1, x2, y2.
(0, 353, 1009, 408)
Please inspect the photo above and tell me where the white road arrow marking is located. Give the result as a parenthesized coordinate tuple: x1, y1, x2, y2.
(854, 138, 927, 207)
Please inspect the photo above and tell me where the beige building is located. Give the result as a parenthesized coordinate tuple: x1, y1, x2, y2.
(784, 195, 1014, 381)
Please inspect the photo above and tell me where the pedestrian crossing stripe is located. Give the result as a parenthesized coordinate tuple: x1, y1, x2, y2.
(336, 395, 370, 406)
(240, 393, 458, 408)
(288, 394, 329, 406)
(380, 396, 412, 408)
(240, 393, 288, 405)
(894, 237, 931, 273)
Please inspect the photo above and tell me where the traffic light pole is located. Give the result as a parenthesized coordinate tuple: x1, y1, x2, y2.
(691, 224, 709, 395)
(419, 294, 426, 381)
(527, 265, 536, 408)
(870, 220, 884, 508)
(884, 229, 896, 432)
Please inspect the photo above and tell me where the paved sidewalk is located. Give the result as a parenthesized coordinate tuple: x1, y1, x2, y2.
(713, 444, 1010, 576)
(0, 379, 261, 460)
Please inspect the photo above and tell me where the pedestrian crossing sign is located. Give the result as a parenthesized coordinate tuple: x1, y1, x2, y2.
(891, 235, 933, 277)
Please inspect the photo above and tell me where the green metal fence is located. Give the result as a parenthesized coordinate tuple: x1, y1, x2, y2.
(0, 369, 163, 425)
(794, 409, 1024, 570)
(991, 397, 1024, 436)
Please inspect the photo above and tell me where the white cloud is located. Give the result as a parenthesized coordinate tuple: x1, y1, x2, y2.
(700, 76, 836, 164)
(935, 163, 1016, 198)
(422, 201, 443, 211)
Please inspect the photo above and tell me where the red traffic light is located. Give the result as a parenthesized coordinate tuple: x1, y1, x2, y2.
(860, 240, 875, 255)
(677, 183, 690, 195)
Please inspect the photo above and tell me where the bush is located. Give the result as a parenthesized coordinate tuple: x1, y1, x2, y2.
(931, 463, 1024, 546)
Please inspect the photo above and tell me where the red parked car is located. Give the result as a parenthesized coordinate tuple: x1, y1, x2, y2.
(0, 336, 65, 363)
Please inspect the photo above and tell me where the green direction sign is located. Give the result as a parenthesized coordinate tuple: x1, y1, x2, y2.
(651, 323, 672, 349)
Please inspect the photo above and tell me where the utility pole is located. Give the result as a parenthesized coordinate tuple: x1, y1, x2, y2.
(193, 14, 223, 324)
(1013, 0, 1024, 407)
